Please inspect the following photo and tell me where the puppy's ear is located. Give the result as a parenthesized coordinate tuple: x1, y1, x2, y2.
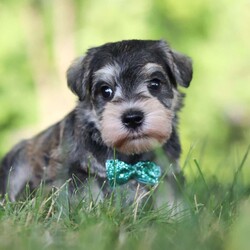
(171, 50, 193, 88)
(67, 56, 86, 101)
(158, 40, 193, 88)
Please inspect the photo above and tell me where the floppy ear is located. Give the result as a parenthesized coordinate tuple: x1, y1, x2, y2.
(171, 50, 193, 88)
(158, 40, 193, 88)
(67, 56, 87, 101)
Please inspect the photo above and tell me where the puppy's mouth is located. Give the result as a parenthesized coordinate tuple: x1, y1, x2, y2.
(115, 133, 148, 147)
(113, 131, 168, 155)
(128, 131, 165, 142)
(130, 134, 149, 140)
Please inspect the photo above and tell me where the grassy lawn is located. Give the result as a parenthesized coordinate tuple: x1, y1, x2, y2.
(0, 147, 249, 250)
(0, 1, 249, 249)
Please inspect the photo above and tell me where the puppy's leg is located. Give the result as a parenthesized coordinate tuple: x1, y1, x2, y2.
(155, 161, 185, 214)
(155, 130, 185, 215)
(0, 141, 33, 201)
(7, 163, 33, 202)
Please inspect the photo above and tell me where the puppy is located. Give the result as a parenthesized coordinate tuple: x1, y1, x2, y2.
(0, 40, 192, 208)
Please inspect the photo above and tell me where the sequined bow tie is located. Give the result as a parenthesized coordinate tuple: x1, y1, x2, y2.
(106, 159, 161, 187)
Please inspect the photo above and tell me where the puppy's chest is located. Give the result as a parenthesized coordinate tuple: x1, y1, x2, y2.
(85, 176, 151, 206)
(108, 181, 151, 205)
(66, 152, 156, 202)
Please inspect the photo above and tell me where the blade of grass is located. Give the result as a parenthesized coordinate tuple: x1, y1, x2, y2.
(194, 159, 210, 195)
(229, 145, 250, 200)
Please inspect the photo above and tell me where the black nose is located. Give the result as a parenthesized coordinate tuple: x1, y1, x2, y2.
(122, 110, 144, 129)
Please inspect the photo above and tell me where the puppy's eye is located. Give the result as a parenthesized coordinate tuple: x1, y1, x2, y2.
(148, 79, 161, 91)
(100, 85, 114, 100)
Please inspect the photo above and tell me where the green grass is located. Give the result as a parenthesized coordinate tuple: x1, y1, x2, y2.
(0, 148, 249, 250)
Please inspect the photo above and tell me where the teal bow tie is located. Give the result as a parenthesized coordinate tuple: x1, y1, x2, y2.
(106, 159, 161, 187)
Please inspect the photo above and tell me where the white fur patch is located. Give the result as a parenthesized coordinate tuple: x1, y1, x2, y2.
(142, 63, 166, 76)
(93, 63, 121, 85)
(8, 164, 32, 201)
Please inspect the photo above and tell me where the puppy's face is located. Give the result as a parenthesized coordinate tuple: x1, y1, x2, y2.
(67, 40, 193, 155)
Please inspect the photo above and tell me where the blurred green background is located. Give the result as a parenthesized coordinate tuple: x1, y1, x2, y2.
(0, 0, 249, 181)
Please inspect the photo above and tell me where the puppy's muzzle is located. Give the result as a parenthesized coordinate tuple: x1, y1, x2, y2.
(101, 98, 173, 155)
(121, 109, 144, 130)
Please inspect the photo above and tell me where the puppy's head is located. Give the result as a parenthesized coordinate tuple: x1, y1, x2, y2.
(67, 40, 193, 155)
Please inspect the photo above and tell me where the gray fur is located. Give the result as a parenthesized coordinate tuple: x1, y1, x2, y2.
(0, 40, 192, 208)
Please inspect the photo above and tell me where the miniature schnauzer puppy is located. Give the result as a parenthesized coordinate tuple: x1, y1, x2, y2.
(0, 40, 192, 208)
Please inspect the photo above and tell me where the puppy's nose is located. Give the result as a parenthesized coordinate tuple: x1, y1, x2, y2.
(122, 110, 144, 129)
